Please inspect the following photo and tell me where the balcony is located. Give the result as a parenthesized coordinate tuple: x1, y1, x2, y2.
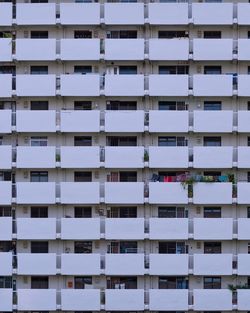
(192, 3, 233, 25)
(16, 75, 56, 97)
(238, 254, 250, 275)
(61, 254, 101, 275)
(16, 218, 56, 240)
(16, 3, 56, 25)
(193, 39, 233, 60)
(0, 289, 12, 312)
(105, 182, 144, 204)
(15, 39, 56, 61)
(105, 39, 144, 60)
(238, 147, 250, 168)
(60, 110, 100, 132)
(61, 218, 100, 240)
(149, 111, 189, 133)
(61, 147, 100, 168)
(148, 75, 189, 96)
(105, 290, 144, 311)
(193, 75, 233, 96)
(0, 74, 12, 98)
(60, 74, 100, 97)
(17, 289, 57, 311)
(61, 289, 100, 311)
(193, 218, 233, 240)
(193, 254, 233, 275)
(105, 254, 145, 275)
(0, 146, 12, 169)
(61, 39, 100, 60)
(193, 147, 233, 169)
(238, 39, 250, 60)
(238, 76, 250, 97)
(17, 253, 57, 275)
(237, 182, 250, 204)
(105, 147, 144, 168)
(148, 182, 188, 204)
(16, 110, 56, 133)
(149, 39, 189, 61)
(0, 110, 12, 133)
(238, 3, 250, 25)
(149, 218, 189, 240)
(60, 182, 100, 204)
(0, 217, 12, 240)
(193, 183, 232, 204)
(193, 289, 232, 311)
(238, 111, 250, 132)
(149, 290, 189, 311)
(149, 147, 189, 168)
(16, 147, 56, 169)
(60, 3, 100, 25)
(0, 3, 12, 26)
(238, 290, 250, 310)
(0, 39, 12, 61)
(105, 218, 144, 240)
(0, 253, 12, 275)
(16, 182, 56, 204)
(105, 75, 144, 96)
(148, 3, 188, 25)
(104, 3, 144, 25)
(149, 254, 189, 276)
(0, 182, 12, 205)
(238, 218, 250, 240)
(193, 110, 233, 133)
(105, 110, 144, 132)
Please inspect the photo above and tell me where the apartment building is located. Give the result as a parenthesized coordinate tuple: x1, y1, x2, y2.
(2, 0, 250, 313)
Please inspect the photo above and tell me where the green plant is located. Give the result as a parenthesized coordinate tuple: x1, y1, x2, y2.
(56, 154, 60, 162)
(228, 284, 250, 292)
(144, 150, 149, 162)
(227, 173, 236, 184)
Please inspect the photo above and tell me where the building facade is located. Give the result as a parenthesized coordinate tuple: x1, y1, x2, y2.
(1, 0, 250, 312)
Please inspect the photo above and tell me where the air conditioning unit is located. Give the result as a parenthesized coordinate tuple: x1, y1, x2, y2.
(23, 101, 28, 108)
(197, 65, 202, 73)
(197, 30, 202, 38)
(22, 206, 28, 214)
(23, 171, 28, 179)
(196, 206, 201, 214)
(94, 171, 99, 179)
(23, 241, 28, 249)
(196, 242, 201, 249)
(23, 31, 29, 38)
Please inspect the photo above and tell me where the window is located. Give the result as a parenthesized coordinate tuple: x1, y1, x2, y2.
(31, 207, 48, 218)
(74, 30, 92, 39)
(158, 207, 186, 218)
(31, 241, 48, 253)
(30, 171, 48, 182)
(203, 31, 221, 39)
(247, 207, 250, 218)
(159, 277, 188, 289)
(107, 136, 137, 147)
(159, 242, 186, 254)
(0, 171, 11, 181)
(0, 66, 15, 75)
(74, 241, 92, 253)
(0, 207, 11, 217)
(74, 101, 92, 110)
(30, 137, 48, 147)
(107, 277, 137, 289)
(0, 241, 12, 252)
(31, 276, 49, 289)
(74, 277, 92, 289)
(30, 66, 48, 75)
(31, 0, 48, 3)
(74, 207, 92, 218)
(204, 277, 221, 289)
(108, 207, 137, 218)
(74, 66, 92, 74)
(204, 101, 222, 111)
(30, 101, 48, 110)
(0, 277, 12, 288)
(74, 171, 92, 182)
(159, 65, 189, 75)
(248, 137, 250, 147)
(119, 66, 137, 75)
(204, 66, 221, 75)
(204, 242, 221, 254)
(204, 207, 221, 218)
(74, 136, 92, 146)
(108, 241, 137, 254)
(159, 101, 187, 111)
(203, 137, 221, 147)
(30, 31, 48, 39)
(106, 101, 137, 110)
(158, 136, 187, 147)
(119, 172, 137, 182)
(107, 30, 137, 39)
(248, 172, 250, 183)
(158, 31, 188, 39)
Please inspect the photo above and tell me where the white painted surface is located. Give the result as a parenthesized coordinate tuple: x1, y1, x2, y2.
(193, 147, 233, 169)
(16, 147, 56, 168)
(105, 75, 144, 96)
(105, 39, 144, 60)
(61, 254, 101, 275)
(238, 290, 250, 310)
(192, 3, 233, 25)
(0, 39, 12, 61)
(238, 3, 250, 25)
(105, 147, 144, 168)
(60, 110, 100, 132)
(61, 39, 100, 60)
(149, 218, 189, 240)
(149, 289, 189, 311)
(149, 111, 189, 133)
(237, 182, 250, 204)
(105, 254, 145, 275)
(194, 218, 233, 240)
(238, 76, 250, 97)
(193, 289, 232, 311)
(238, 39, 250, 60)
(238, 111, 250, 132)
(149, 39, 189, 60)
(0, 217, 12, 240)
(16, 3, 56, 25)
(0, 253, 12, 275)
(0, 110, 12, 133)
(16, 39, 56, 61)
(193, 254, 233, 275)
(237, 147, 250, 168)
(105, 218, 144, 240)
(61, 218, 100, 240)
(17, 289, 57, 311)
(105, 289, 145, 311)
(149, 147, 189, 168)
(17, 253, 57, 275)
(193, 75, 233, 96)
(238, 254, 250, 275)
(0, 289, 12, 311)
(60, 3, 100, 25)
(0, 74, 12, 98)
(193, 183, 233, 204)
(104, 182, 144, 204)
(149, 182, 188, 204)
(0, 3, 12, 26)
(238, 218, 250, 240)
(104, 3, 144, 25)
(149, 75, 189, 96)
(0, 146, 12, 169)
(16, 218, 56, 240)
(16, 110, 56, 132)
(148, 3, 189, 25)
(61, 289, 101, 311)
(16, 75, 56, 97)
(0, 182, 12, 205)
(193, 111, 233, 132)
(16, 182, 56, 204)
(149, 254, 189, 275)
(61, 147, 100, 168)
(60, 182, 100, 204)
(193, 39, 233, 60)
(105, 110, 144, 132)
